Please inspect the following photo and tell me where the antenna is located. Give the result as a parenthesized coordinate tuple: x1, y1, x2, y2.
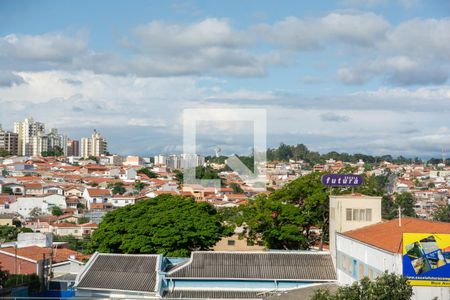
(442, 147, 446, 165)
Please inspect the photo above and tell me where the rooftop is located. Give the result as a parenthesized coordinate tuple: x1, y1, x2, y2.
(342, 217, 450, 253)
(167, 251, 336, 281)
(76, 253, 160, 293)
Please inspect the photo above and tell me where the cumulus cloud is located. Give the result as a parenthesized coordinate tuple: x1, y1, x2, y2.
(253, 12, 390, 50)
(0, 32, 86, 62)
(0, 71, 26, 87)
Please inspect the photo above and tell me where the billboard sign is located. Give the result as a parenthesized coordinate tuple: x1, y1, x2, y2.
(321, 174, 363, 187)
(403, 233, 450, 286)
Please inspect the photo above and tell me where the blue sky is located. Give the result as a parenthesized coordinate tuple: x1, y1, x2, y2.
(0, 0, 449, 158)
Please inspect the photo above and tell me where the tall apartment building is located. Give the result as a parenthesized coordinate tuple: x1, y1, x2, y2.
(80, 130, 107, 158)
(14, 117, 45, 156)
(47, 128, 68, 156)
(0, 125, 19, 156)
(67, 140, 80, 157)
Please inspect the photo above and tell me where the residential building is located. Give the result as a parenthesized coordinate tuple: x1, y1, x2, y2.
(9, 194, 67, 218)
(50, 222, 98, 238)
(80, 129, 107, 158)
(67, 140, 80, 157)
(123, 155, 144, 166)
(14, 117, 45, 156)
(336, 218, 450, 300)
(82, 188, 112, 210)
(0, 126, 19, 156)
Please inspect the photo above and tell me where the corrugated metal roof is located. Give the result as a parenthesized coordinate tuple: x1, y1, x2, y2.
(167, 252, 336, 280)
(77, 254, 159, 292)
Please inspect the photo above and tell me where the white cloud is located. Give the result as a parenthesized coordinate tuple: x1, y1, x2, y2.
(0, 32, 86, 62)
(0, 71, 26, 87)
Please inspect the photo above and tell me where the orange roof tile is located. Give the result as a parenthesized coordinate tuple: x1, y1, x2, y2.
(86, 189, 111, 197)
(343, 218, 450, 254)
(0, 246, 90, 263)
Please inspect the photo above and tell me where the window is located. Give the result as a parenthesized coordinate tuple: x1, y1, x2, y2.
(366, 209, 372, 221)
(359, 209, 366, 221)
(359, 263, 365, 279)
(227, 240, 235, 246)
(353, 209, 359, 221)
(342, 255, 347, 272)
(74, 230, 78, 233)
(5, 204, 9, 209)
(346, 208, 352, 221)
(368, 267, 374, 279)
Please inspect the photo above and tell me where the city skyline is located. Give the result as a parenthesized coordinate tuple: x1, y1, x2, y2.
(0, 0, 449, 157)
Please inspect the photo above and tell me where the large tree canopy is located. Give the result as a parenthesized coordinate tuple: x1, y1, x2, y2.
(89, 195, 227, 256)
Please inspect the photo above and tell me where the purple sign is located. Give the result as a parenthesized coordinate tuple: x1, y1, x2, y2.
(321, 174, 363, 187)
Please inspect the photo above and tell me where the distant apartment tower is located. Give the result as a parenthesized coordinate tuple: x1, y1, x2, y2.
(154, 155, 167, 165)
(0, 125, 19, 156)
(80, 129, 107, 158)
(14, 117, 45, 156)
(67, 140, 80, 156)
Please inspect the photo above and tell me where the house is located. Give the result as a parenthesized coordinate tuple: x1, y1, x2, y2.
(0, 245, 89, 276)
(43, 185, 64, 195)
(10, 194, 67, 218)
(0, 194, 16, 213)
(64, 186, 84, 197)
(119, 168, 137, 181)
(75, 253, 162, 299)
(23, 183, 44, 196)
(110, 196, 136, 207)
(2, 183, 25, 195)
(82, 188, 112, 210)
(50, 222, 98, 238)
(0, 213, 17, 226)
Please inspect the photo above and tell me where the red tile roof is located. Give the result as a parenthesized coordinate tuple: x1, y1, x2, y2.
(86, 189, 111, 197)
(342, 217, 450, 254)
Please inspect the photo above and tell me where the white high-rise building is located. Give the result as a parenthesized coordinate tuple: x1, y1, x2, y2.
(80, 129, 108, 158)
(14, 117, 45, 156)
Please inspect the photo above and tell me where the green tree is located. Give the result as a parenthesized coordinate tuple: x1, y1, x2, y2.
(1, 186, 13, 195)
(395, 192, 417, 218)
(433, 204, 450, 222)
(241, 195, 308, 250)
(0, 226, 33, 243)
(382, 195, 397, 220)
(78, 216, 90, 224)
(270, 172, 329, 249)
(311, 272, 413, 300)
(382, 193, 417, 220)
(0, 148, 10, 157)
(89, 195, 227, 256)
(229, 183, 244, 194)
(134, 180, 146, 192)
(111, 182, 126, 195)
(51, 206, 63, 216)
(137, 168, 157, 178)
